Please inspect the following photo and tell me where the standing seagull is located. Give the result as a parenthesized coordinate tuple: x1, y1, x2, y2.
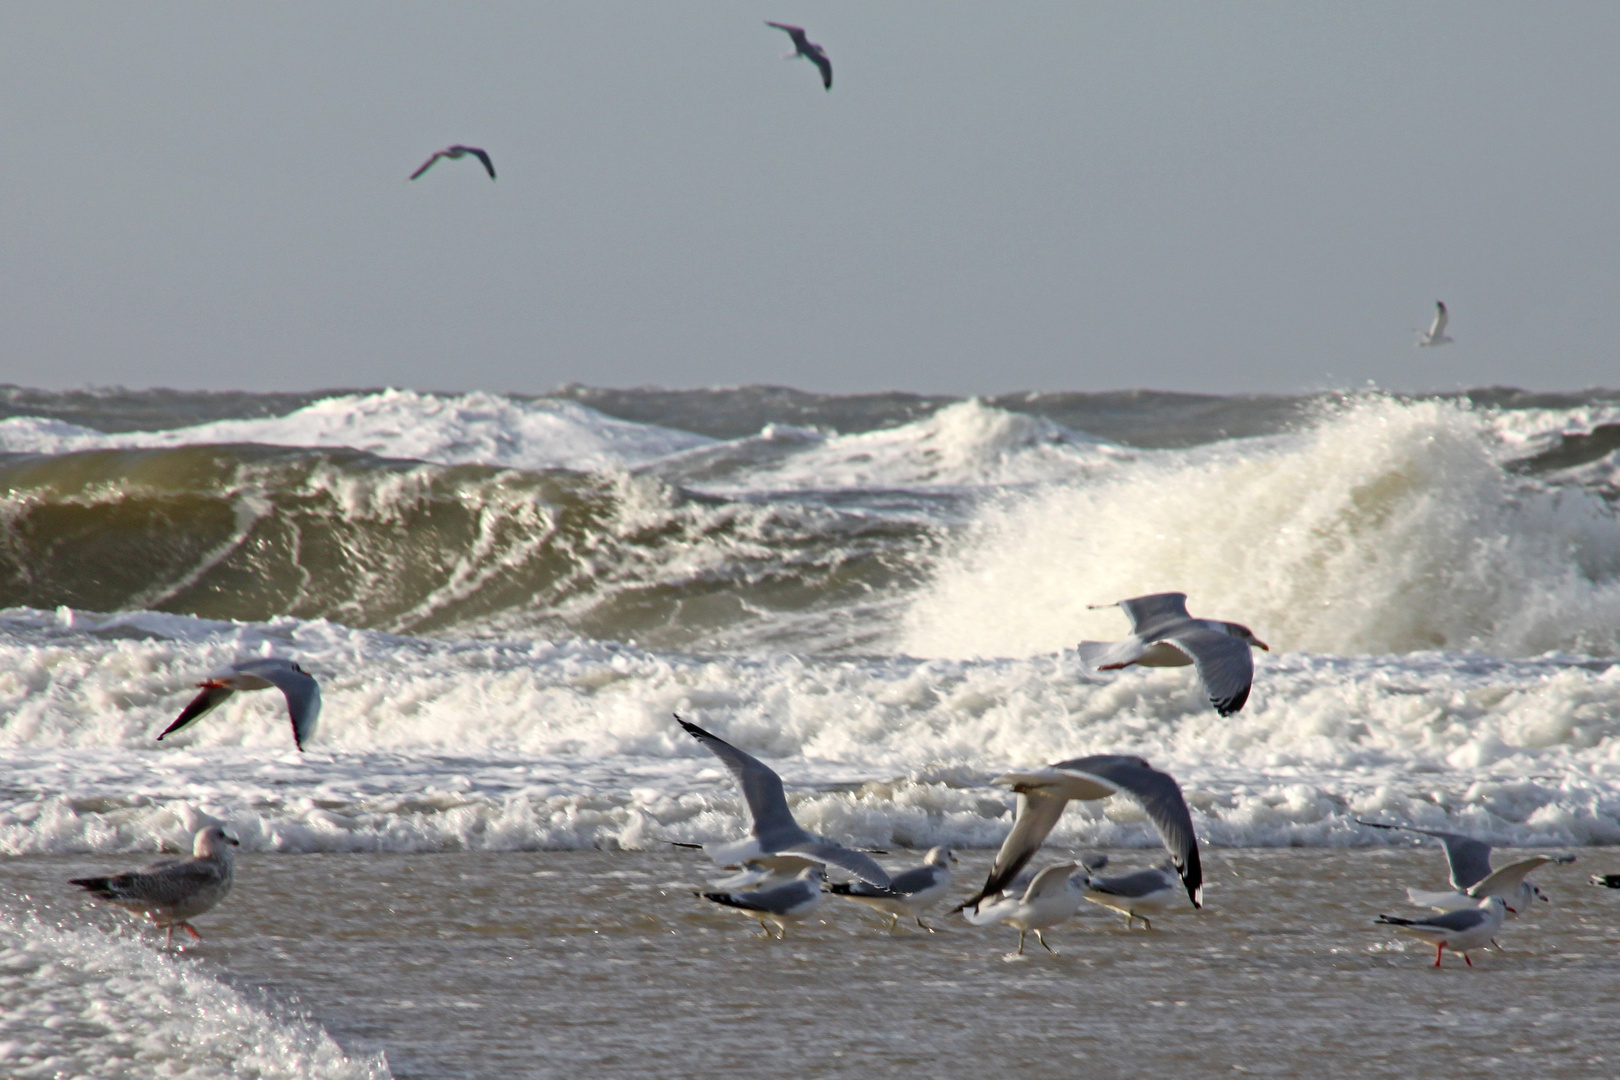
(959, 755, 1202, 913)
(828, 847, 957, 932)
(157, 657, 322, 751)
(1079, 592, 1268, 716)
(961, 862, 1085, 955)
(1080, 860, 1187, 930)
(410, 145, 496, 181)
(765, 22, 832, 90)
(69, 826, 239, 946)
(701, 865, 825, 939)
(1357, 820, 1573, 918)
(675, 716, 890, 888)
(1417, 301, 1453, 347)
(1376, 895, 1508, 968)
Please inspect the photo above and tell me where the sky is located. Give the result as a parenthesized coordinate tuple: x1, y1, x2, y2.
(2, 2, 1618, 397)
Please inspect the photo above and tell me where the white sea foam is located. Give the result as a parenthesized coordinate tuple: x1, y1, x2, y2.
(1, 606, 1617, 858)
(902, 397, 1620, 660)
(0, 910, 388, 1079)
(0, 390, 711, 472)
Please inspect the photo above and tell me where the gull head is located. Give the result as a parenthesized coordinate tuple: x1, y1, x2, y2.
(925, 847, 958, 866)
(1225, 622, 1269, 651)
(194, 825, 241, 856)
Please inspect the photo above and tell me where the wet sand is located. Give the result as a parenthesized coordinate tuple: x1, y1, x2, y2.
(7, 847, 1619, 1079)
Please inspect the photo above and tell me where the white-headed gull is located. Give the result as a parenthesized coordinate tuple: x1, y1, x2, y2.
(827, 847, 957, 932)
(675, 716, 891, 888)
(960, 754, 1201, 912)
(1376, 895, 1507, 967)
(158, 657, 322, 751)
(765, 22, 832, 90)
(410, 145, 496, 181)
(1080, 859, 1187, 929)
(1417, 300, 1453, 347)
(1358, 820, 1574, 918)
(962, 862, 1085, 955)
(700, 865, 824, 938)
(1079, 592, 1268, 716)
(70, 825, 239, 945)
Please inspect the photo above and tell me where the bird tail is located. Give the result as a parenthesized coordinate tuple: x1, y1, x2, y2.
(701, 892, 758, 911)
(959, 897, 1013, 926)
(69, 877, 118, 900)
(1375, 914, 1418, 927)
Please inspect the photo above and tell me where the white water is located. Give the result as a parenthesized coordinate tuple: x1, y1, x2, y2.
(0, 911, 388, 1079)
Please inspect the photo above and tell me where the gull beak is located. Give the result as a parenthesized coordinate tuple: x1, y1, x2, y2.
(1255, 639, 1270, 652)
(225, 834, 241, 846)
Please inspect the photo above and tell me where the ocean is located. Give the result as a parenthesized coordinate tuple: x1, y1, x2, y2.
(2, 384, 1619, 1077)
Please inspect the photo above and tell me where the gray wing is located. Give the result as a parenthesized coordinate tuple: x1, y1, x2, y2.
(1088, 866, 1177, 899)
(1023, 863, 1080, 902)
(809, 49, 832, 89)
(1161, 629, 1255, 716)
(765, 21, 810, 50)
(1358, 821, 1493, 890)
(238, 659, 321, 750)
(1468, 857, 1553, 900)
(1430, 302, 1448, 337)
(462, 147, 496, 179)
(409, 151, 446, 180)
(676, 717, 801, 845)
(961, 788, 1070, 909)
(106, 859, 227, 907)
(777, 838, 890, 888)
(1112, 593, 1191, 636)
(704, 878, 814, 914)
(1078, 637, 1149, 670)
(884, 862, 945, 896)
(1403, 906, 1490, 932)
(1052, 755, 1202, 906)
(157, 684, 235, 740)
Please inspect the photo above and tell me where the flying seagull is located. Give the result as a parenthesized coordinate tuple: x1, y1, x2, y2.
(700, 865, 825, 938)
(828, 847, 957, 932)
(959, 754, 1202, 913)
(1417, 301, 1453, 347)
(157, 657, 322, 751)
(765, 22, 832, 90)
(1376, 895, 1507, 968)
(674, 716, 891, 888)
(1357, 820, 1574, 918)
(1079, 592, 1268, 716)
(961, 862, 1085, 955)
(410, 145, 496, 181)
(70, 825, 239, 945)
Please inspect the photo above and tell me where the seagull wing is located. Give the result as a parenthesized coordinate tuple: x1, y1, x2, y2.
(1161, 629, 1256, 716)
(410, 151, 447, 180)
(464, 148, 496, 179)
(1051, 755, 1202, 906)
(1468, 856, 1553, 901)
(157, 683, 236, 741)
(1357, 821, 1493, 890)
(776, 838, 890, 888)
(238, 660, 322, 751)
(676, 717, 800, 845)
(959, 786, 1078, 910)
(1022, 863, 1080, 902)
(1087, 866, 1178, 900)
(1430, 301, 1448, 338)
(1108, 593, 1192, 636)
(1077, 637, 1149, 671)
(83, 858, 228, 908)
(765, 21, 810, 50)
(809, 48, 832, 89)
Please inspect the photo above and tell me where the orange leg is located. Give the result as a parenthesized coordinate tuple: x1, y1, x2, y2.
(1463, 952, 1473, 968)
(181, 922, 203, 941)
(1433, 944, 1444, 967)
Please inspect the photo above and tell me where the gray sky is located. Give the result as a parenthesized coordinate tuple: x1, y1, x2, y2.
(3, 3, 1617, 397)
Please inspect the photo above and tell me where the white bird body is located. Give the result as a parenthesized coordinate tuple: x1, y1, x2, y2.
(1079, 593, 1268, 716)
(962, 862, 1085, 954)
(69, 826, 240, 945)
(158, 657, 322, 750)
(1418, 300, 1453, 347)
(828, 847, 956, 931)
(1377, 896, 1507, 967)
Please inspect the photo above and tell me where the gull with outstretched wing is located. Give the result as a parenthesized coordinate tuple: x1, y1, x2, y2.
(1079, 592, 1268, 716)
(765, 22, 832, 90)
(158, 657, 321, 751)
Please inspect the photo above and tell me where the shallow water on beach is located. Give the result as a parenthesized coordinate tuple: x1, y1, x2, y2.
(5, 847, 1618, 1079)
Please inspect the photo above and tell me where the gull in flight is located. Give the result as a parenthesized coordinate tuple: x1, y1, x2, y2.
(828, 847, 957, 932)
(1417, 301, 1453, 347)
(1357, 820, 1573, 918)
(69, 826, 239, 946)
(410, 145, 496, 181)
(961, 862, 1085, 955)
(675, 716, 891, 888)
(1079, 593, 1268, 716)
(1078, 856, 1188, 930)
(1376, 895, 1508, 968)
(158, 657, 322, 751)
(959, 754, 1202, 914)
(701, 866, 824, 938)
(765, 22, 832, 90)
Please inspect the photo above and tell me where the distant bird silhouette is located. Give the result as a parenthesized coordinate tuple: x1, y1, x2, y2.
(766, 22, 832, 90)
(410, 145, 496, 181)
(1417, 301, 1453, 347)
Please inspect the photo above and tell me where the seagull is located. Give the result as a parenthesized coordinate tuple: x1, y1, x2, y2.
(1079, 593, 1268, 716)
(1591, 874, 1620, 889)
(961, 862, 1085, 955)
(674, 716, 891, 888)
(157, 657, 322, 751)
(1080, 860, 1187, 930)
(1376, 895, 1508, 968)
(700, 865, 824, 938)
(765, 22, 832, 90)
(69, 826, 239, 945)
(959, 754, 1202, 913)
(1357, 820, 1574, 918)
(827, 847, 957, 932)
(1417, 301, 1453, 347)
(410, 145, 496, 181)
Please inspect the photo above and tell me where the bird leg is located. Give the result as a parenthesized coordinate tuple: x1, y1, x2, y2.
(1463, 952, 1473, 968)
(1016, 930, 1027, 955)
(916, 917, 935, 933)
(1140, 916, 1154, 931)
(1035, 929, 1056, 955)
(1433, 944, 1444, 968)
(757, 918, 772, 939)
(181, 922, 202, 941)
(887, 914, 900, 933)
